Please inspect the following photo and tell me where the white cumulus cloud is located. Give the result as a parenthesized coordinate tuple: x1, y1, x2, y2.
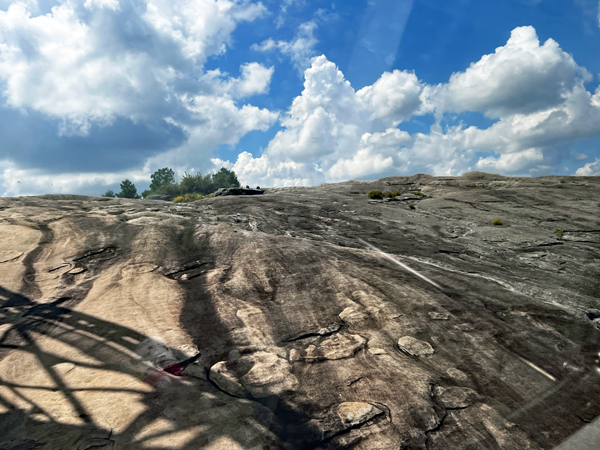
(252, 20, 318, 73)
(0, 0, 271, 135)
(226, 62, 274, 98)
(476, 148, 545, 174)
(84, 0, 120, 10)
(357, 70, 426, 126)
(226, 25, 600, 187)
(328, 129, 411, 180)
(576, 158, 600, 175)
(430, 26, 591, 118)
(221, 55, 428, 186)
(143, 0, 266, 62)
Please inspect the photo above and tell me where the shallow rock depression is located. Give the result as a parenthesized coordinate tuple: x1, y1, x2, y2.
(1, 171, 599, 449)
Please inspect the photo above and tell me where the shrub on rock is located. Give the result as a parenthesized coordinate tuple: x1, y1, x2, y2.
(173, 193, 205, 203)
(368, 190, 384, 199)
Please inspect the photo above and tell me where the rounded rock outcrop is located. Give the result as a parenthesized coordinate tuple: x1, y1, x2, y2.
(397, 336, 435, 356)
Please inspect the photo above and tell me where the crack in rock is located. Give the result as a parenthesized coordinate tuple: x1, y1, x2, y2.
(72, 247, 117, 262)
(282, 323, 342, 342)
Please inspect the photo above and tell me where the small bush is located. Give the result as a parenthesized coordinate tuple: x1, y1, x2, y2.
(155, 183, 182, 198)
(173, 193, 205, 203)
(208, 193, 216, 198)
(384, 190, 401, 198)
(410, 190, 425, 196)
(368, 190, 384, 199)
(556, 229, 564, 238)
(491, 218, 503, 226)
(408, 203, 415, 210)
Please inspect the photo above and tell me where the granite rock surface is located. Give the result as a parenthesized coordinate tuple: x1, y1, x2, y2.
(0, 171, 599, 449)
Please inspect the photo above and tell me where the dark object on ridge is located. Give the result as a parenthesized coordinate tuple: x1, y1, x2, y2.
(162, 352, 202, 376)
(147, 194, 173, 201)
(587, 311, 600, 320)
(256, 186, 260, 189)
(143, 352, 203, 386)
(246, 185, 250, 188)
(214, 187, 264, 196)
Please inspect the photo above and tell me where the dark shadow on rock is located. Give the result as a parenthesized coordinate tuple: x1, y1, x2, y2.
(0, 285, 293, 449)
(176, 227, 330, 450)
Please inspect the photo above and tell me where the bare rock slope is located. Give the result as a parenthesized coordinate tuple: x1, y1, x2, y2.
(1, 171, 600, 449)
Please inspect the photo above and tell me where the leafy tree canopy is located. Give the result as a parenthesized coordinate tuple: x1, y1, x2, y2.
(212, 167, 240, 189)
(142, 166, 242, 200)
(149, 167, 175, 192)
(102, 189, 116, 198)
(116, 179, 140, 199)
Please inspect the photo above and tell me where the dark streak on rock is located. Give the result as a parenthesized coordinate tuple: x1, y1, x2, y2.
(48, 264, 70, 272)
(20, 223, 54, 300)
(164, 261, 211, 279)
(72, 247, 117, 262)
(536, 242, 563, 247)
(281, 323, 342, 343)
(346, 376, 362, 386)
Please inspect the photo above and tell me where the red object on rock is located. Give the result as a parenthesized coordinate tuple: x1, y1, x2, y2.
(162, 363, 185, 376)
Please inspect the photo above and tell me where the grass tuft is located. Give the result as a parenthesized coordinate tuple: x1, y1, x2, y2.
(491, 218, 503, 226)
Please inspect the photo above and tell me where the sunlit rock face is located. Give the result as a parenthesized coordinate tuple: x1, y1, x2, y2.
(0, 171, 599, 449)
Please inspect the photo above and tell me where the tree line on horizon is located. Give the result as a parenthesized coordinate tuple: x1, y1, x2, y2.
(102, 167, 240, 199)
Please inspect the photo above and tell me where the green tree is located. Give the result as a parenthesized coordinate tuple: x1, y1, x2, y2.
(116, 179, 140, 199)
(180, 171, 214, 195)
(102, 189, 116, 198)
(212, 167, 240, 189)
(149, 167, 175, 192)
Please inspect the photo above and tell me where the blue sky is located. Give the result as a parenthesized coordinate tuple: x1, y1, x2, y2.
(0, 0, 599, 195)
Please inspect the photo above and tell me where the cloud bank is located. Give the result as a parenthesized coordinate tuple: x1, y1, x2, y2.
(221, 26, 600, 186)
(0, 0, 598, 196)
(0, 0, 275, 194)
